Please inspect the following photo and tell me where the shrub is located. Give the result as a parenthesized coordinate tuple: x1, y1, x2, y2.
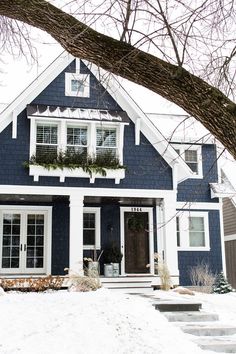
(212, 271, 234, 294)
(0, 275, 64, 292)
(65, 268, 101, 292)
(189, 262, 215, 293)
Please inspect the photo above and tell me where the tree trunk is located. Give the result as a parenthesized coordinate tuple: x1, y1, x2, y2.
(0, 0, 235, 158)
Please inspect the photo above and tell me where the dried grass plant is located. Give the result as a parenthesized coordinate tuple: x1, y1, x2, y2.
(65, 267, 101, 292)
(0, 275, 64, 292)
(189, 262, 216, 293)
(154, 253, 172, 291)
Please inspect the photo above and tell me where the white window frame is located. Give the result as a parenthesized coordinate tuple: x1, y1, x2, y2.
(83, 207, 101, 250)
(65, 73, 90, 98)
(35, 122, 59, 158)
(177, 211, 210, 251)
(174, 144, 203, 178)
(29, 118, 126, 183)
(0, 206, 52, 275)
(66, 123, 88, 154)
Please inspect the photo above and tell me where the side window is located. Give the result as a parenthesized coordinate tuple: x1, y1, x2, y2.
(65, 73, 90, 97)
(185, 150, 198, 174)
(83, 208, 100, 249)
(176, 212, 209, 250)
(189, 216, 205, 247)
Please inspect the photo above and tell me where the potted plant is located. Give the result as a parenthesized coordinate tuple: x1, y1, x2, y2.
(103, 244, 123, 277)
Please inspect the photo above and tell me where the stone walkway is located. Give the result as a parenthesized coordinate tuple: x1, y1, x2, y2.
(133, 292, 236, 353)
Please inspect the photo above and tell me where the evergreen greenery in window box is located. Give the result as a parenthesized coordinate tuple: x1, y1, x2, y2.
(24, 150, 125, 177)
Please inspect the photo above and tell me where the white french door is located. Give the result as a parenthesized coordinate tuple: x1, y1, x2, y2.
(0, 209, 49, 274)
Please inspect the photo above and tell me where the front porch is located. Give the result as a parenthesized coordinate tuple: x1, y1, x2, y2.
(0, 186, 180, 286)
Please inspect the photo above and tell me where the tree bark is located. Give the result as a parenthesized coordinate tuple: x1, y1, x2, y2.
(0, 0, 236, 158)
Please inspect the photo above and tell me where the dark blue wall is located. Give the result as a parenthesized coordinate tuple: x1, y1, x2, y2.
(177, 145, 219, 203)
(32, 60, 121, 110)
(178, 210, 222, 285)
(51, 200, 69, 275)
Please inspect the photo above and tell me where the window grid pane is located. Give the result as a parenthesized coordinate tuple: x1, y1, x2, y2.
(36, 124, 58, 161)
(96, 129, 116, 147)
(1, 213, 21, 269)
(26, 214, 44, 269)
(83, 213, 96, 246)
(71, 79, 85, 93)
(67, 127, 88, 156)
(185, 149, 198, 173)
(189, 217, 205, 247)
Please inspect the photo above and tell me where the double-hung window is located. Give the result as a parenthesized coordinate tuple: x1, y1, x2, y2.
(176, 212, 209, 250)
(96, 128, 117, 157)
(83, 208, 100, 249)
(174, 144, 202, 177)
(36, 124, 58, 160)
(67, 126, 88, 156)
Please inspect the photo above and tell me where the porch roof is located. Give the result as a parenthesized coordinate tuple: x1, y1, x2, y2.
(27, 104, 130, 123)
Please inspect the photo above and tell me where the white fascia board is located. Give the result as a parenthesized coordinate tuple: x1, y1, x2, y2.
(0, 184, 177, 199)
(83, 60, 192, 183)
(0, 52, 74, 134)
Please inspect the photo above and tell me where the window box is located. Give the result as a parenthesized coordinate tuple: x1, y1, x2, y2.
(29, 165, 125, 184)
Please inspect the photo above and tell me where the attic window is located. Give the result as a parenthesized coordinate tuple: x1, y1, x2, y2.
(65, 73, 90, 98)
(174, 144, 202, 178)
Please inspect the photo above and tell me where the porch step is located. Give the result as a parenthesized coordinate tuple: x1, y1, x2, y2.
(100, 276, 155, 293)
(182, 324, 236, 337)
(155, 301, 202, 312)
(164, 311, 219, 322)
(193, 337, 236, 353)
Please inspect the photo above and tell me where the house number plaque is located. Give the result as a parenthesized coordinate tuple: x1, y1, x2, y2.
(131, 207, 142, 212)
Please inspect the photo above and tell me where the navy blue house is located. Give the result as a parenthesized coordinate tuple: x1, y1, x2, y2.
(0, 53, 225, 286)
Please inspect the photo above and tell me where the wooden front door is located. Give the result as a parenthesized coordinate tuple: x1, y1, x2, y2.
(124, 212, 149, 273)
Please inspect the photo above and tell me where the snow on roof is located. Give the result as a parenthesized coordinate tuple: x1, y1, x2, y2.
(146, 113, 215, 144)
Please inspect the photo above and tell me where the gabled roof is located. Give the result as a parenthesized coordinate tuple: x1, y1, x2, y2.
(0, 52, 192, 183)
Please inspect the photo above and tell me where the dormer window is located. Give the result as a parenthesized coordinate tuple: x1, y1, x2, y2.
(67, 126, 87, 155)
(174, 144, 202, 178)
(65, 73, 90, 97)
(96, 128, 117, 157)
(36, 124, 58, 159)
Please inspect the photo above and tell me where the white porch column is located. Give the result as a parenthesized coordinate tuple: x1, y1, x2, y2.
(162, 193, 179, 283)
(69, 193, 84, 274)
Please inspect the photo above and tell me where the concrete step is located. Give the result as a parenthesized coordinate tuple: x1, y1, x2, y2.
(101, 281, 152, 288)
(182, 324, 236, 336)
(155, 301, 202, 312)
(164, 311, 219, 322)
(194, 337, 236, 353)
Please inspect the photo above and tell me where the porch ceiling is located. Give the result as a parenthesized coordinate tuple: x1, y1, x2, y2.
(0, 194, 69, 203)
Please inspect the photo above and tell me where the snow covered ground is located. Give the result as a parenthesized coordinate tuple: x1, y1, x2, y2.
(1, 288, 236, 354)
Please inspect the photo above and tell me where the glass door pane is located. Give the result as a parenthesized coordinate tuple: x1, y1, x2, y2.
(26, 214, 45, 269)
(1, 213, 21, 269)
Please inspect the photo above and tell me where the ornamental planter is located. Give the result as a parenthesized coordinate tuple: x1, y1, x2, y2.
(104, 264, 114, 277)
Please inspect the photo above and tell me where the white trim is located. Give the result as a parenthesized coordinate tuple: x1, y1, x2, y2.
(0, 205, 52, 275)
(172, 143, 203, 179)
(135, 117, 140, 145)
(0, 185, 177, 199)
(12, 111, 17, 139)
(177, 211, 210, 251)
(219, 199, 226, 275)
(29, 165, 125, 184)
(225, 234, 236, 242)
(120, 207, 154, 276)
(83, 207, 101, 250)
(176, 202, 221, 210)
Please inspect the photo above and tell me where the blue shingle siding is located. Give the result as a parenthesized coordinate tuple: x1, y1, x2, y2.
(178, 210, 222, 285)
(32, 60, 121, 110)
(177, 145, 219, 203)
(0, 111, 173, 189)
